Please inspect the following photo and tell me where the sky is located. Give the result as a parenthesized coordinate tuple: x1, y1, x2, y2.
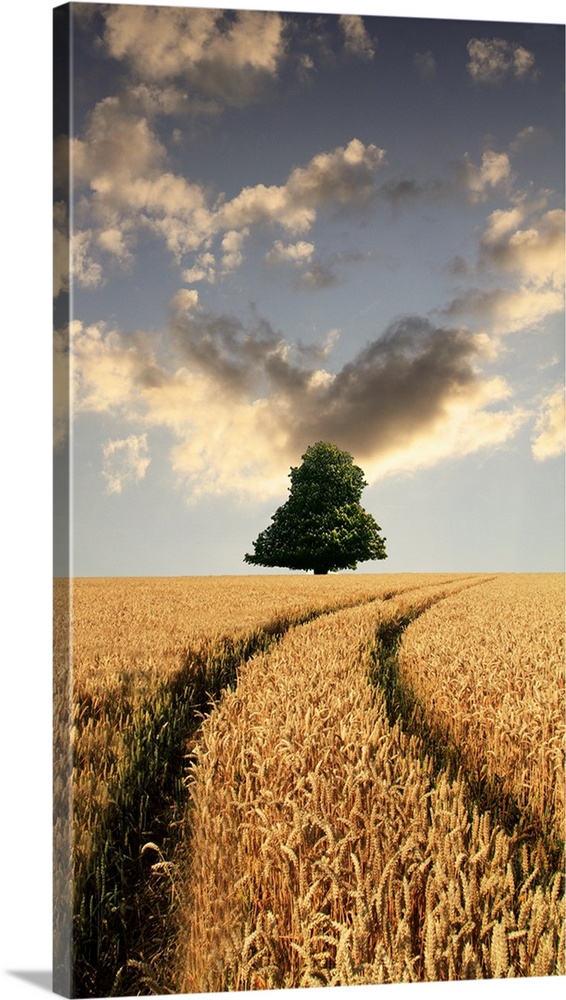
(53, 0, 565, 576)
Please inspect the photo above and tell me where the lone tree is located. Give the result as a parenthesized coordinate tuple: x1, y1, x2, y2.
(244, 441, 387, 574)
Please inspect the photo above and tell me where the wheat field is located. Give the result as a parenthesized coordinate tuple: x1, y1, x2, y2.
(177, 576, 564, 990)
(397, 574, 565, 843)
(59, 573, 453, 994)
(54, 573, 565, 996)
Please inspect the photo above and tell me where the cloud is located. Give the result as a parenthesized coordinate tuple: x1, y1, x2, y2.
(169, 303, 305, 399)
(510, 125, 549, 153)
(265, 238, 340, 289)
(444, 285, 565, 336)
(65, 99, 208, 277)
(221, 229, 248, 273)
(480, 206, 565, 289)
(183, 253, 217, 285)
(65, 108, 385, 285)
(127, 83, 194, 119)
(446, 255, 471, 278)
(103, 6, 286, 106)
(71, 230, 104, 289)
(537, 354, 561, 374)
(53, 201, 69, 298)
(294, 260, 342, 291)
(338, 15, 376, 60)
(370, 144, 522, 214)
(96, 227, 134, 266)
(295, 250, 376, 291)
(458, 150, 512, 204)
(70, 320, 163, 415)
(53, 135, 70, 194)
(378, 178, 424, 206)
(171, 289, 200, 315)
(53, 327, 70, 448)
(102, 434, 151, 494)
(445, 201, 565, 335)
(290, 318, 519, 470)
(265, 240, 315, 265)
(217, 138, 386, 234)
(296, 51, 315, 83)
(466, 38, 537, 84)
(414, 50, 437, 80)
(266, 244, 388, 292)
(68, 305, 527, 500)
(71, 98, 169, 205)
(531, 389, 565, 461)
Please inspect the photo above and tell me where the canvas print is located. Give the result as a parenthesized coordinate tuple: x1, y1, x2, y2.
(53, 2, 565, 997)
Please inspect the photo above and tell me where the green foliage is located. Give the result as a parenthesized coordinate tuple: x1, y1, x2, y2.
(244, 442, 387, 574)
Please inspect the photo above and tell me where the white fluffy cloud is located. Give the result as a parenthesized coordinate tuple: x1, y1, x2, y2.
(66, 115, 386, 289)
(217, 139, 385, 235)
(102, 435, 151, 494)
(171, 289, 200, 316)
(71, 230, 103, 289)
(446, 200, 565, 335)
(104, 6, 286, 105)
(183, 253, 217, 285)
(531, 389, 565, 461)
(459, 150, 512, 204)
(221, 230, 248, 273)
(70, 320, 158, 416)
(71, 99, 169, 206)
(338, 15, 376, 60)
(447, 285, 565, 336)
(467, 38, 536, 84)
(265, 240, 315, 265)
(481, 206, 565, 289)
(62, 108, 201, 280)
(96, 227, 134, 266)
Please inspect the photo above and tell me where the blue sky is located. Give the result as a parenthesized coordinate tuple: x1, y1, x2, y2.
(53, 0, 565, 576)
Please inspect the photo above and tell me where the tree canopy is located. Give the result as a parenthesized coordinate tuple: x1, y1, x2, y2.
(244, 442, 387, 574)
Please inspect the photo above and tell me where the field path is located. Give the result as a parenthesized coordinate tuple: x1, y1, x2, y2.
(396, 574, 565, 842)
(60, 573, 564, 995)
(63, 573, 478, 995)
(176, 575, 563, 991)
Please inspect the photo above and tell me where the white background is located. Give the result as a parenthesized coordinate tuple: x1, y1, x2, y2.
(1, 0, 564, 997)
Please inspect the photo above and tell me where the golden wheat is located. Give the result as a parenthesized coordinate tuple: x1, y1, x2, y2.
(177, 581, 564, 990)
(397, 574, 565, 840)
(56, 572, 564, 993)
(70, 573, 466, 692)
(64, 573, 467, 993)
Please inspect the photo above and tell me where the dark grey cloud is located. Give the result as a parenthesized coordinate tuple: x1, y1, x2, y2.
(290, 317, 483, 459)
(170, 307, 313, 397)
(170, 303, 484, 462)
